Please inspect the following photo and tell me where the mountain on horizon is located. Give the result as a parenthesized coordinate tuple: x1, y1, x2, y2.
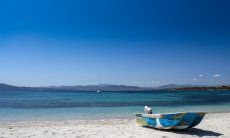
(0, 83, 145, 92)
(0, 83, 229, 92)
(156, 84, 209, 89)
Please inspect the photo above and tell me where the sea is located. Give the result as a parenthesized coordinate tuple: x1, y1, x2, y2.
(0, 90, 230, 122)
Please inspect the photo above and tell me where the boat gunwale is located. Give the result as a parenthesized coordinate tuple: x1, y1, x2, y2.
(135, 112, 206, 119)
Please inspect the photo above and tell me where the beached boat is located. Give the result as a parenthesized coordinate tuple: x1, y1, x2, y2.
(136, 112, 206, 130)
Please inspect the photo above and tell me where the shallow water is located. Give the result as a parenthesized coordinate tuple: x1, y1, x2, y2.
(0, 90, 230, 121)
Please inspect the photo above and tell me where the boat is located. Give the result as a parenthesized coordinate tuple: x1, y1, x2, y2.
(97, 74, 102, 93)
(135, 112, 206, 130)
(97, 89, 101, 93)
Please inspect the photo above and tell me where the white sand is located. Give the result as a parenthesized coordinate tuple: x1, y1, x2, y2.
(0, 113, 229, 138)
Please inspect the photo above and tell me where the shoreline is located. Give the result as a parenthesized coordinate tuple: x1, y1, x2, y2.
(0, 112, 229, 138)
(1, 111, 229, 124)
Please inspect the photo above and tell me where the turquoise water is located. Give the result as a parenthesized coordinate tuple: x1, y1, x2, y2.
(0, 91, 230, 122)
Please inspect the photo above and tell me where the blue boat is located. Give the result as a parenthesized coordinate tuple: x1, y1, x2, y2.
(136, 112, 206, 130)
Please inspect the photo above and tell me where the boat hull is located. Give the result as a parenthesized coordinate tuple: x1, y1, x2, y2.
(136, 112, 206, 130)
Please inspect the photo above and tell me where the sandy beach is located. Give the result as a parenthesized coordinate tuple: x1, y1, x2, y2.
(0, 112, 229, 138)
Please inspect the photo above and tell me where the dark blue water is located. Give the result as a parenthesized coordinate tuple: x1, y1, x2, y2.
(0, 90, 230, 121)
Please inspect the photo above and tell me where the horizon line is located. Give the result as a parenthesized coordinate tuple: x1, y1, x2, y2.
(0, 82, 229, 88)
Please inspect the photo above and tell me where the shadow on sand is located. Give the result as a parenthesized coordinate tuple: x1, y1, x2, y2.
(169, 128, 222, 137)
(144, 127, 223, 137)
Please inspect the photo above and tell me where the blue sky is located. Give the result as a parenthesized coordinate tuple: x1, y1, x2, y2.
(0, 0, 230, 87)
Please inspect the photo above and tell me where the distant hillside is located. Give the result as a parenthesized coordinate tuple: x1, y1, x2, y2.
(0, 83, 147, 92)
(0, 83, 19, 90)
(0, 83, 229, 92)
(45, 84, 146, 91)
(175, 85, 230, 91)
(156, 84, 209, 90)
(0, 83, 45, 91)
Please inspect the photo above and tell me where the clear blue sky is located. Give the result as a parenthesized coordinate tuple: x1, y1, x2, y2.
(0, 0, 230, 87)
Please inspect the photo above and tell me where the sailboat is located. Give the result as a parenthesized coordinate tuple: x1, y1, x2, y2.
(97, 74, 102, 93)
(97, 88, 101, 93)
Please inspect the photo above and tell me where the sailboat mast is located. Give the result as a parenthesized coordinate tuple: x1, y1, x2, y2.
(98, 74, 101, 85)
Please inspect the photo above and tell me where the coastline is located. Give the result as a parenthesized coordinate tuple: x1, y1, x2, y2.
(0, 112, 229, 138)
